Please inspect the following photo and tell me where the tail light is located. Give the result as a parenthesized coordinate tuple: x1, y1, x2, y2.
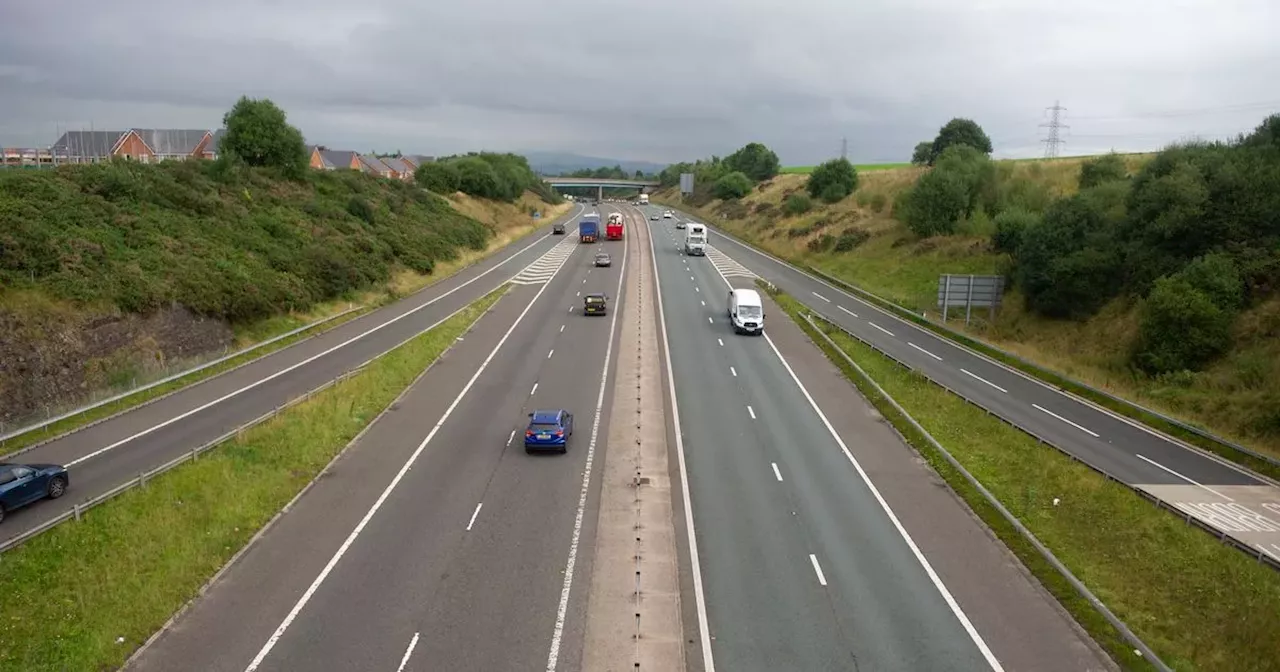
(526, 430, 535, 437)
(555, 429, 564, 436)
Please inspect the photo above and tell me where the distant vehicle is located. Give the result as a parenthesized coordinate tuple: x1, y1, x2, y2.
(0, 462, 69, 523)
(728, 288, 765, 335)
(583, 292, 608, 315)
(594, 251, 612, 267)
(579, 215, 599, 243)
(606, 213, 624, 240)
(684, 223, 707, 255)
(650, 214, 660, 221)
(639, 194, 650, 205)
(663, 211, 673, 219)
(525, 409, 574, 454)
(675, 221, 686, 229)
(552, 222, 566, 234)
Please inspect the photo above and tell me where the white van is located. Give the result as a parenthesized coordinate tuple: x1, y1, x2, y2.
(727, 288, 765, 335)
(684, 223, 707, 256)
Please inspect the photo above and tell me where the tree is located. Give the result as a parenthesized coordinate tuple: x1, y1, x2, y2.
(219, 96, 308, 177)
(897, 144, 994, 235)
(1014, 187, 1126, 319)
(991, 207, 1039, 253)
(452, 157, 503, 200)
(805, 158, 859, 203)
(416, 161, 461, 194)
(911, 142, 932, 166)
(725, 142, 781, 182)
(1078, 153, 1128, 189)
(929, 118, 993, 165)
(1132, 276, 1235, 374)
(714, 171, 753, 200)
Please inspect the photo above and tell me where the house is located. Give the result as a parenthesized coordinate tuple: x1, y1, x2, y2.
(134, 129, 212, 160)
(402, 155, 435, 168)
(314, 149, 361, 170)
(380, 156, 414, 181)
(200, 129, 226, 159)
(52, 128, 212, 163)
(357, 154, 393, 179)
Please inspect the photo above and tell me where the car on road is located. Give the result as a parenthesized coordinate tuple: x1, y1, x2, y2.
(594, 251, 612, 267)
(650, 214, 660, 221)
(583, 292, 608, 315)
(553, 222, 566, 234)
(0, 462, 69, 524)
(675, 221, 686, 229)
(525, 409, 574, 454)
(663, 211, 673, 219)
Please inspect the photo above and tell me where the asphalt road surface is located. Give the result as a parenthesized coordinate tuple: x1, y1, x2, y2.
(128, 205, 632, 672)
(648, 204, 1280, 565)
(0, 204, 585, 547)
(637, 204, 1111, 672)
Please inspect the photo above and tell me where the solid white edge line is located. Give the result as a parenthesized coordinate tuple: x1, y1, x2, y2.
(242, 229, 581, 672)
(868, 321, 895, 338)
(1031, 403, 1100, 438)
(63, 215, 583, 469)
(395, 632, 420, 672)
(507, 429, 516, 446)
(908, 342, 943, 361)
(466, 502, 484, 531)
(531, 383, 539, 396)
(960, 368, 1008, 394)
(772, 462, 783, 482)
(704, 254, 1003, 672)
(1135, 454, 1235, 502)
(544, 207, 631, 672)
(812, 291, 831, 303)
(644, 213, 716, 672)
(837, 305, 858, 318)
(808, 554, 828, 586)
(747, 405, 756, 420)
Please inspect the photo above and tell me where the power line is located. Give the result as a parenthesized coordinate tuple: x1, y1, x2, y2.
(1040, 101, 1068, 158)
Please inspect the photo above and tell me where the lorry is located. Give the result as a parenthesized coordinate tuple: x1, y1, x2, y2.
(638, 194, 649, 205)
(684, 223, 707, 256)
(579, 215, 600, 243)
(606, 212, 624, 240)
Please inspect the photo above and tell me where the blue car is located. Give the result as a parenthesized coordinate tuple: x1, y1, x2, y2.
(0, 462, 69, 524)
(525, 409, 574, 454)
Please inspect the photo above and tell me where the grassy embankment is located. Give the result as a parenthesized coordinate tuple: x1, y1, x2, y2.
(0, 159, 566, 456)
(0, 285, 506, 672)
(769, 287, 1280, 672)
(657, 152, 1280, 460)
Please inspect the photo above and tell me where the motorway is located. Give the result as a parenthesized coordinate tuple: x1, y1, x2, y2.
(0, 204, 586, 546)
(649, 203, 1280, 564)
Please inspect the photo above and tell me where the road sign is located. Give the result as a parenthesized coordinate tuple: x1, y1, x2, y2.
(679, 173, 694, 195)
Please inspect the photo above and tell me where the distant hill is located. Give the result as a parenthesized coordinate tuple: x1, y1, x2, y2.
(522, 151, 667, 176)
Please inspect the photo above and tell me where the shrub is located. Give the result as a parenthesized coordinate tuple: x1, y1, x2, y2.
(929, 118, 993, 165)
(991, 207, 1039, 253)
(1014, 188, 1125, 318)
(1132, 276, 1236, 373)
(1079, 152, 1129, 189)
(415, 161, 461, 194)
(714, 171, 754, 200)
(347, 196, 375, 224)
(834, 228, 870, 252)
(724, 142, 781, 182)
(806, 158, 858, 203)
(784, 194, 813, 216)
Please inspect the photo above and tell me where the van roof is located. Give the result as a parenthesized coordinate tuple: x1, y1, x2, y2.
(731, 288, 762, 304)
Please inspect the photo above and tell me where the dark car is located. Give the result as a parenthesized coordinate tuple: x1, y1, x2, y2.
(594, 252, 611, 267)
(553, 222, 566, 234)
(525, 409, 574, 454)
(0, 462, 69, 523)
(583, 292, 608, 315)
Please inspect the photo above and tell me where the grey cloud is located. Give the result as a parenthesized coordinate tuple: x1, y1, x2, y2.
(1, 0, 1277, 164)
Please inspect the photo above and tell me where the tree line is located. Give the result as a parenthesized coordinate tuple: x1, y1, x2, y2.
(658, 142, 860, 213)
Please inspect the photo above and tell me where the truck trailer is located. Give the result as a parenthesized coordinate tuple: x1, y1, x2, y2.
(606, 212, 624, 240)
(579, 215, 600, 243)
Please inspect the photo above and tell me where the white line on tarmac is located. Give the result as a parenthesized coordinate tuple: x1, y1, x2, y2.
(961, 369, 1007, 393)
(547, 349, 554, 359)
(869, 322, 895, 337)
(1136, 454, 1234, 501)
(809, 554, 828, 586)
(730, 366, 737, 377)
(1032, 403, 1099, 438)
(717, 338, 724, 347)
(466, 503, 484, 531)
(812, 291, 831, 302)
(747, 405, 756, 419)
(507, 430, 515, 446)
(909, 342, 943, 361)
(838, 305, 858, 318)
(772, 462, 783, 481)
(531, 383, 539, 396)
(395, 633, 420, 672)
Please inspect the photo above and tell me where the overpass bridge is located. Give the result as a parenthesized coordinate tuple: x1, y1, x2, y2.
(541, 176, 660, 200)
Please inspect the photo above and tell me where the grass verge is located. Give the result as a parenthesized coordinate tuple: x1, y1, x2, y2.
(0, 285, 507, 672)
(769, 286, 1280, 672)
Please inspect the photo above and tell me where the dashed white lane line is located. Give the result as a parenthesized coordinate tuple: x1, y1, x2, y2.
(569, 306, 574, 313)
(772, 462, 783, 481)
(809, 554, 828, 586)
(730, 366, 737, 377)
(465, 503, 484, 531)
(576, 291, 581, 297)
(747, 405, 756, 419)
(560, 324, 565, 333)
(507, 430, 516, 446)
(838, 305, 858, 318)
(708, 317, 714, 324)
(909, 342, 943, 361)
(695, 287, 700, 292)
(1032, 403, 1099, 438)
(701, 300, 706, 306)
(961, 368, 1007, 393)
(547, 349, 555, 359)
(1136, 454, 1234, 501)
(717, 338, 724, 347)
(396, 633, 420, 672)
(869, 322, 895, 337)
(812, 291, 831, 302)
(531, 382, 539, 396)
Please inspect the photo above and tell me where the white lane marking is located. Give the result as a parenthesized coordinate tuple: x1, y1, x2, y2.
(647, 214, 715, 672)
(576, 291, 580, 297)
(560, 324, 565, 333)
(545, 211, 630, 672)
(747, 405, 756, 419)
(695, 287, 700, 292)
(961, 368, 1008, 394)
(809, 554, 828, 586)
(1032, 403, 1099, 438)
(582, 279, 586, 284)
(466, 503, 484, 531)
(730, 366, 737, 377)
(717, 338, 724, 347)
(708, 317, 714, 324)
(772, 462, 783, 481)
(396, 633, 420, 672)
(701, 300, 706, 306)
(691, 276, 695, 281)
(531, 383, 539, 396)
(243, 234, 577, 672)
(63, 224, 573, 468)
(909, 342, 943, 361)
(837, 305, 858, 318)
(868, 322, 895, 337)
(547, 349, 555, 359)
(1136, 454, 1234, 501)
(812, 291, 831, 302)
(507, 430, 515, 446)
(569, 306, 574, 312)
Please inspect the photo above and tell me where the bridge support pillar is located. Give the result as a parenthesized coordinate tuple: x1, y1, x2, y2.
(597, 185, 603, 201)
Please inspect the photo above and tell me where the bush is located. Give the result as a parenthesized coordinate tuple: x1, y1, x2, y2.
(415, 161, 461, 194)
(1132, 276, 1236, 374)
(724, 143, 781, 182)
(1079, 153, 1128, 189)
(898, 144, 996, 237)
(714, 171, 754, 200)
(991, 207, 1039, 253)
(347, 196, 375, 224)
(784, 194, 813, 216)
(806, 158, 858, 203)
(834, 228, 870, 252)
(1014, 188, 1125, 318)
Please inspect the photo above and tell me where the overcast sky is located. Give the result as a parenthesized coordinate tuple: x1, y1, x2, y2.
(2, 0, 1277, 166)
